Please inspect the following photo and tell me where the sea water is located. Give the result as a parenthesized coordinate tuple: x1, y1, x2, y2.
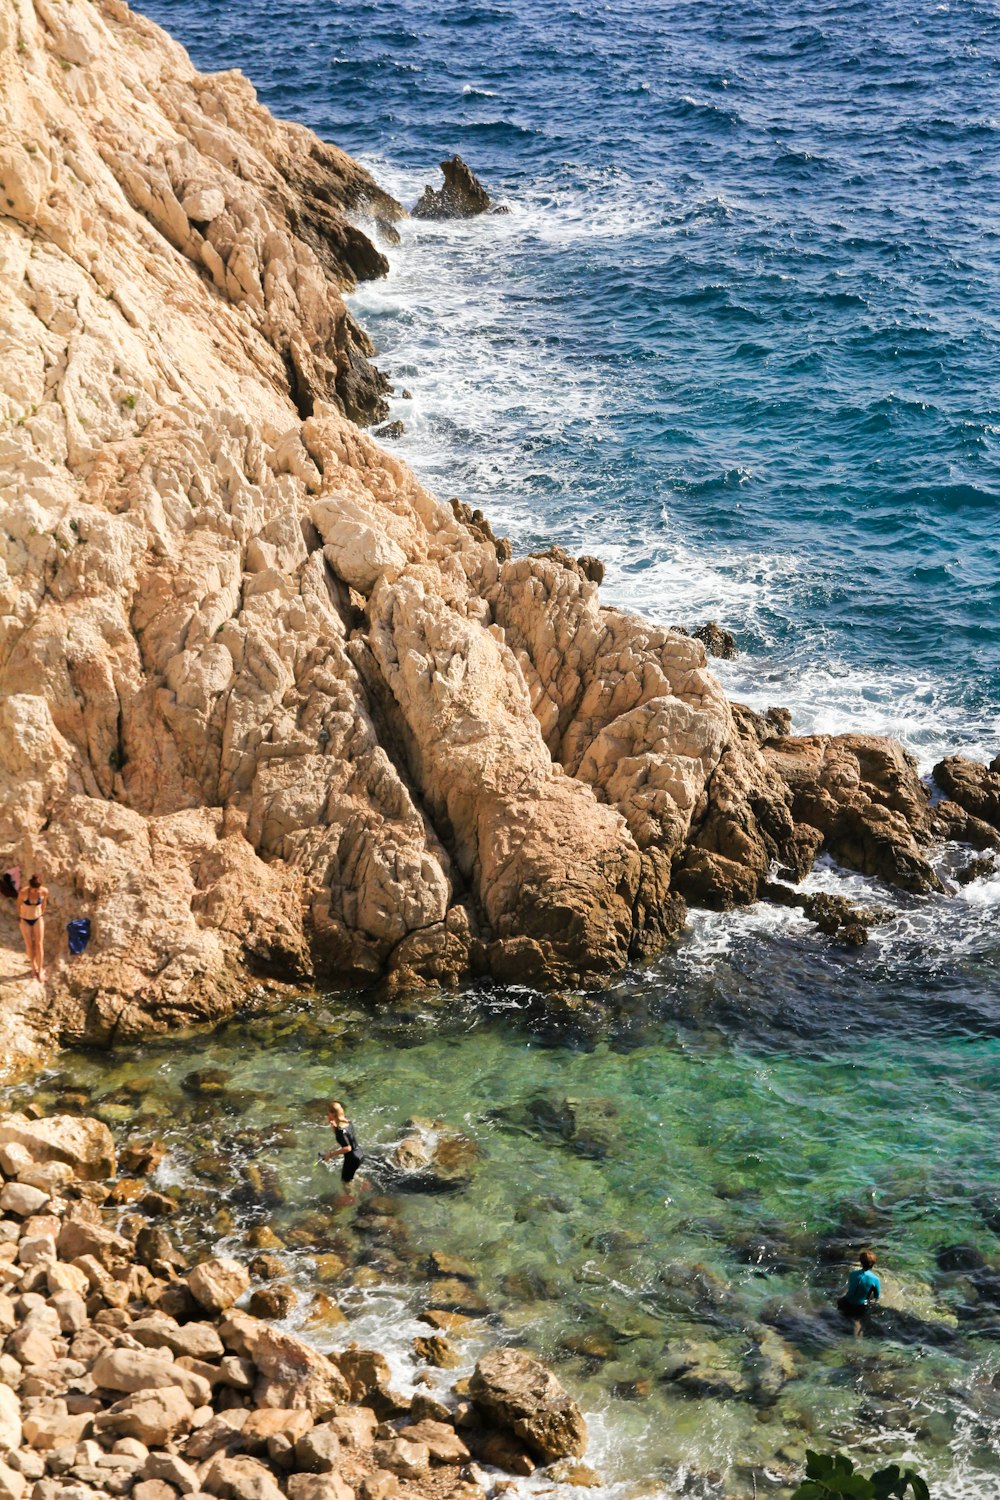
(34, 0, 1000, 1493)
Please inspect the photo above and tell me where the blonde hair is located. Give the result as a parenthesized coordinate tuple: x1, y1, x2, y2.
(327, 1100, 346, 1121)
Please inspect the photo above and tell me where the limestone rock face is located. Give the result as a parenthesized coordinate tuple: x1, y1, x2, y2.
(0, 0, 990, 1064)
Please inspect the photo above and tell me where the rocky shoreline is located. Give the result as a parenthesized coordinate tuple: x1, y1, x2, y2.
(0, 1109, 595, 1500)
(2, 0, 999, 1076)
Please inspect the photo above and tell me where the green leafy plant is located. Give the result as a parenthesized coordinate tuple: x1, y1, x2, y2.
(792, 1452, 929, 1500)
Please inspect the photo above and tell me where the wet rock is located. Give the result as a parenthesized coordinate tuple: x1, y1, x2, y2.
(936, 1243, 987, 1273)
(118, 1142, 167, 1177)
(248, 1284, 298, 1320)
(465, 1429, 535, 1476)
(934, 755, 1000, 829)
(182, 1070, 232, 1097)
(372, 420, 404, 440)
(412, 157, 494, 220)
(469, 1348, 586, 1462)
(660, 1339, 749, 1400)
(546, 1461, 602, 1487)
(413, 1334, 460, 1369)
(135, 1225, 188, 1271)
(390, 1138, 430, 1171)
(692, 621, 737, 659)
(743, 1327, 796, 1403)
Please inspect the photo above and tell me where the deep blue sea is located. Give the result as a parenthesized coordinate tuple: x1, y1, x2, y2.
(79, 2, 1000, 1494)
(147, 0, 1000, 763)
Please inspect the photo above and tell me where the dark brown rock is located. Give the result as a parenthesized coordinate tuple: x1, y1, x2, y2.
(412, 157, 493, 220)
(934, 755, 1000, 830)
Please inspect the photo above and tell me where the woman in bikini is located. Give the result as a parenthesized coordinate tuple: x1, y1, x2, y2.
(17, 873, 48, 982)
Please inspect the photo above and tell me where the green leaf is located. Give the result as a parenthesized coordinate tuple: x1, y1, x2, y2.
(905, 1474, 930, 1500)
(791, 1484, 831, 1500)
(806, 1452, 837, 1480)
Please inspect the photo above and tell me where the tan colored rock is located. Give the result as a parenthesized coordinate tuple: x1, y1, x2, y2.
(131, 1317, 224, 1362)
(249, 1324, 350, 1413)
(0, 1383, 22, 1449)
(398, 1420, 469, 1464)
(241, 1408, 313, 1452)
(325, 1407, 377, 1450)
(286, 1477, 353, 1500)
(92, 1347, 213, 1405)
(21, 1399, 91, 1450)
(370, 1439, 430, 1480)
(202, 1455, 284, 1500)
(144, 1453, 201, 1495)
(0, 1116, 114, 1181)
(187, 1259, 250, 1313)
(93, 1387, 196, 1445)
(133, 1483, 177, 1500)
(0, 0, 987, 1063)
(470, 1348, 586, 1462)
(292, 1423, 340, 1474)
(0, 1183, 48, 1218)
(0, 1460, 26, 1500)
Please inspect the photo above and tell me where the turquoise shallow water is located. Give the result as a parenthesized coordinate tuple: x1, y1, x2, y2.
(9, 883, 1000, 1497)
(40, 0, 1000, 1491)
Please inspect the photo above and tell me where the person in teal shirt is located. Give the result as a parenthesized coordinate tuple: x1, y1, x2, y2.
(837, 1248, 881, 1332)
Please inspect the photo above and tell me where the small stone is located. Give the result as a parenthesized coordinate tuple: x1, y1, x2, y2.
(144, 1453, 201, 1495)
(0, 1183, 48, 1218)
(412, 1334, 459, 1369)
(398, 1420, 469, 1464)
(133, 1482, 177, 1500)
(92, 1387, 195, 1446)
(201, 1454, 284, 1500)
(247, 1284, 297, 1320)
(293, 1424, 340, 1474)
(247, 1255, 283, 1281)
(241, 1409, 312, 1453)
(357, 1474, 397, 1500)
(286, 1478, 353, 1500)
(0, 1459, 25, 1500)
(370, 1439, 429, 1480)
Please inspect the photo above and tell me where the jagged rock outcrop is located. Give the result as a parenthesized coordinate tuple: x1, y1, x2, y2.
(411, 156, 495, 220)
(0, 0, 994, 1071)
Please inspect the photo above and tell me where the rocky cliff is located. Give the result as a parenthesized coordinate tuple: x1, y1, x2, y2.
(1, 0, 997, 1073)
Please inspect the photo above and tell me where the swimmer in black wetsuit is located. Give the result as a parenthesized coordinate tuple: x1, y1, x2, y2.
(321, 1100, 365, 1185)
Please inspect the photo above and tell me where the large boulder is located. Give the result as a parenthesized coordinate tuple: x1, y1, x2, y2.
(411, 156, 493, 220)
(469, 1348, 587, 1462)
(0, 1113, 115, 1180)
(934, 754, 1000, 829)
(251, 1324, 350, 1413)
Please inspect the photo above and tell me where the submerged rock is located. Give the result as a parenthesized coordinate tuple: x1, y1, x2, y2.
(411, 156, 496, 219)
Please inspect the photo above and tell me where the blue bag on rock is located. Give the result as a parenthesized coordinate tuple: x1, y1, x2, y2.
(67, 918, 91, 956)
